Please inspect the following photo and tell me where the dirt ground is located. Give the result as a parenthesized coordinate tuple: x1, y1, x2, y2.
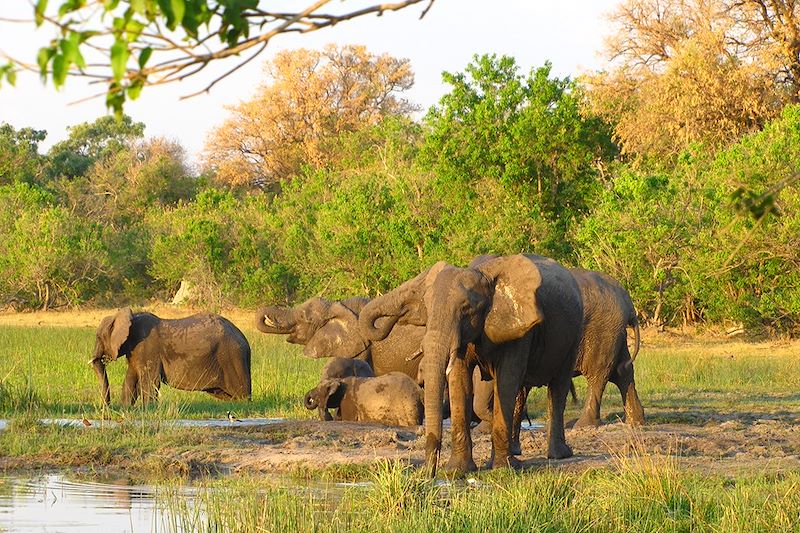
(158, 407, 800, 478)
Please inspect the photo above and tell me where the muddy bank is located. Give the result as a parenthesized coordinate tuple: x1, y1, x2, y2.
(5, 408, 795, 479)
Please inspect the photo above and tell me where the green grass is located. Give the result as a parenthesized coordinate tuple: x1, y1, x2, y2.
(156, 457, 800, 532)
(0, 324, 325, 419)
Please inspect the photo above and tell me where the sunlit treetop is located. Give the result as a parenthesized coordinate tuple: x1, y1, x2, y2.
(0, 0, 433, 116)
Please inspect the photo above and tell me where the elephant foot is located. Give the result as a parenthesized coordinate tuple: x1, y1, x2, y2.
(472, 419, 493, 434)
(510, 439, 522, 456)
(625, 408, 645, 426)
(574, 414, 601, 428)
(547, 440, 573, 460)
(491, 454, 523, 470)
(445, 453, 478, 474)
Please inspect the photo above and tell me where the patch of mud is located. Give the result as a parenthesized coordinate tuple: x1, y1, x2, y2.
(162, 410, 800, 477)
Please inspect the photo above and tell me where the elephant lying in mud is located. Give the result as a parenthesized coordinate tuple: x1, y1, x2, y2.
(90, 308, 252, 406)
(304, 372, 423, 427)
(304, 357, 375, 420)
(256, 297, 425, 378)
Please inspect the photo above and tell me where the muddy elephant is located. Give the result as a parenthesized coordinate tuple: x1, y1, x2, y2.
(255, 297, 425, 378)
(305, 372, 423, 427)
(89, 308, 251, 406)
(359, 254, 583, 474)
(304, 357, 375, 420)
(475, 266, 645, 439)
(569, 268, 644, 426)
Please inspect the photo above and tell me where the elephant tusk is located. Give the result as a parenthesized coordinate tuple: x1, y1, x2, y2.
(263, 316, 276, 328)
(405, 348, 423, 362)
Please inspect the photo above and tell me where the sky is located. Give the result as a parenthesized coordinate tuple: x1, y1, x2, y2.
(0, 0, 622, 165)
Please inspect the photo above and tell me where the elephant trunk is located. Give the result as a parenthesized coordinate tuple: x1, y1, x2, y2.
(255, 306, 295, 335)
(358, 295, 404, 341)
(89, 344, 111, 406)
(304, 390, 318, 410)
(420, 329, 456, 476)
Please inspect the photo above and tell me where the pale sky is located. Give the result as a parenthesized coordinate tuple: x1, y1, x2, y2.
(0, 1, 621, 165)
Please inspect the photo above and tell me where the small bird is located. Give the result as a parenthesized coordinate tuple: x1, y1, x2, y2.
(81, 417, 92, 427)
(226, 411, 241, 423)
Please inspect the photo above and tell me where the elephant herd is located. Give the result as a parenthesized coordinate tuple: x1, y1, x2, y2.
(89, 253, 645, 474)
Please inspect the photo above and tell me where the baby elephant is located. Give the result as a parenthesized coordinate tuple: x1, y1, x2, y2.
(304, 357, 375, 420)
(305, 372, 423, 427)
(89, 307, 252, 406)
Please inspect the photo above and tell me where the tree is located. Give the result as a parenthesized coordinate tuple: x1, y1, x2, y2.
(0, 124, 46, 185)
(0, 0, 433, 116)
(422, 54, 617, 257)
(46, 115, 145, 180)
(584, 0, 798, 159)
(203, 44, 417, 189)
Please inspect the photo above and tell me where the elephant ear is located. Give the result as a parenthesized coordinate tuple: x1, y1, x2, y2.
(475, 254, 543, 344)
(108, 307, 133, 360)
(302, 302, 368, 359)
(321, 379, 345, 409)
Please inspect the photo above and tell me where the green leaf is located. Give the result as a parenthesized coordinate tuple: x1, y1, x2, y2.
(138, 46, 153, 68)
(124, 19, 146, 42)
(127, 77, 145, 100)
(37, 47, 54, 80)
(110, 40, 129, 81)
(106, 82, 126, 118)
(157, 0, 176, 30)
(52, 53, 67, 87)
(130, 0, 146, 14)
(34, 0, 48, 26)
(171, 0, 186, 27)
(6, 66, 17, 86)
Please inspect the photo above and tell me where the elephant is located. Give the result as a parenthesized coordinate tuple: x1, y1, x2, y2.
(569, 268, 644, 426)
(89, 308, 252, 406)
(358, 254, 584, 474)
(304, 372, 423, 427)
(304, 357, 375, 420)
(474, 267, 644, 442)
(255, 297, 425, 379)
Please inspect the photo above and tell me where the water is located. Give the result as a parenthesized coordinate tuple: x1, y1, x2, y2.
(0, 418, 286, 431)
(0, 474, 193, 532)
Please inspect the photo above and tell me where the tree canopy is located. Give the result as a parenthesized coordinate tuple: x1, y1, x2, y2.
(203, 44, 416, 189)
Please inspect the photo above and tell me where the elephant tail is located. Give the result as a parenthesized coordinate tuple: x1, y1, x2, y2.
(629, 314, 641, 362)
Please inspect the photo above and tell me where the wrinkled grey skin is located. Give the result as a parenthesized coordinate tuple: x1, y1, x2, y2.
(304, 357, 375, 420)
(255, 297, 424, 378)
(90, 308, 251, 406)
(475, 267, 644, 440)
(359, 254, 583, 475)
(569, 268, 644, 426)
(305, 372, 423, 427)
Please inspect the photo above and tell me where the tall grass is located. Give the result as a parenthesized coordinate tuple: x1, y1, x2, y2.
(156, 455, 800, 532)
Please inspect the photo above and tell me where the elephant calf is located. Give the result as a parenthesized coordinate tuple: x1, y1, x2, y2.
(304, 372, 423, 427)
(304, 357, 375, 420)
(89, 307, 252, 406)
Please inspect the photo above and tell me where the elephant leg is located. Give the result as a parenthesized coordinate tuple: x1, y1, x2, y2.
(138, 362, 161, 405)
(611, 354, 644, 425)
(445, 358, 477, 473)
(489, 345, 527, 469)
(546, 372, 574, 460)
(575, 374, 607, 428)
(510, 385, 530, 456)
(121, 366, 139, 407)
(471, 368, 494, 434)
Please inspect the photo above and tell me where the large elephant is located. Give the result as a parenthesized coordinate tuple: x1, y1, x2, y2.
(358, 254, 584, 474)
(475, 267, 645, 438)
(255, 297, 425, 379)
(89, 308, 252, 406)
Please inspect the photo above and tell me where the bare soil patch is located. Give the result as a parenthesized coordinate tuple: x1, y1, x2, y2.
(140, 407, 800, 478)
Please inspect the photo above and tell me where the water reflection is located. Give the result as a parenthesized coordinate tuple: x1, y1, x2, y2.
(0, 474, 193, 533)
